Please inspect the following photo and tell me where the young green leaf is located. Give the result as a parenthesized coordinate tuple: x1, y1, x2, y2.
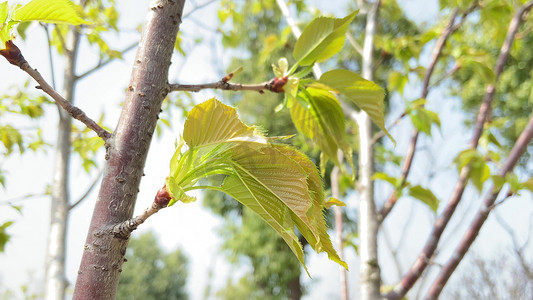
(408, 185, 439, 213)
(14, 0, 90, 25)
(293, 11, 356, 66)
(289, 87, 352, 170)
(167, 98, 346, 271)
(318, 69, 394, 142)
(183, 98, 264, 148)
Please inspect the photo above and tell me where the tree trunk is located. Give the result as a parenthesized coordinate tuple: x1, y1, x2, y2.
(44, 26, 80, 300)
(72, 1, 185, 299)
(357, 1, 381, 299)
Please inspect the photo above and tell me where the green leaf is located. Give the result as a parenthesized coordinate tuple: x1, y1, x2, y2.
(167, 98, 345, 270)
(409, 185, 439, 212)
(523, 177, 533, 193)
(274, 145, 346, 269)
(454, 149, 490, 192)
(14, 0, 90, 25)
(183, 98, 264, 148)
(409, 107, 440, 136)
(388, 71, 408, 95)
(372, 172, 401, 188)
(220, 144, 346, 271)
(318, 69, 393, 142)
(325, 197, 346, 208)
(0, 221, 13, 252)
(293, 11, 356, 66)
(470, 161, 490, 193)
(0, 2, 8, 25)
(289, 87, 352, 169)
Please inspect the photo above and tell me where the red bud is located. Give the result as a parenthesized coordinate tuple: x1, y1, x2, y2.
(154, 185, 171, 207)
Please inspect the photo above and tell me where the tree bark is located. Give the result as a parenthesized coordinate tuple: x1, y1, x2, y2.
(72, 1, 185, 299)
(357, 1, 381, 299)
(44, 26, 80, 300)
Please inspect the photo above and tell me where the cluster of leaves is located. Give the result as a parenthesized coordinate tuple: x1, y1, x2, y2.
(0, 0, 89, 50)
(449, 0, 533, 166)
(165, 98, 345, 270)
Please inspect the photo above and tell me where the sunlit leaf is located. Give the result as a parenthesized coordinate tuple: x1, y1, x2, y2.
(523, 177, 533, 193)
(289, 87, 352, 169)
(183, 98, 264, 148)
(409, 107, 440, 136)
(293, 11, 356, 66)
(0, 2, 8, 25)
(167, 98, 345, 270)
(0, 221, 14, 252)
(325, 197, 346, 208)
(409, 185, 439, 212)
(318, 69, 393, 142)
(14, 0, 90, 25)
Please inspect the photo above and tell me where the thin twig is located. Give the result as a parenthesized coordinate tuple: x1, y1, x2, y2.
(112, 186, 171, 239)
(76, 42, 138, 80)
(168, 78, 285, 93)
(386, 3, 533, 298)
(1, 41, 112, 140)
(20, 62, 112, 140)
(69, 167, 104, 210)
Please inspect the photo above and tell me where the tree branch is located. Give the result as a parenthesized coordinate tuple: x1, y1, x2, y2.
(426, 112, 533, 298)
(168, 78, 285, 93)
(112, 186, 171, 239)
(385, 3, 533, 298)
(0, 41, 112, 141)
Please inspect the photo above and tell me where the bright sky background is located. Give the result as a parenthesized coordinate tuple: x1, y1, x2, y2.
(1, 0, 532, 299)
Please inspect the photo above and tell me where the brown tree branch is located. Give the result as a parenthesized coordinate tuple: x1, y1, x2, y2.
(112, 186, 171, 238)
(426, 113, 533, 298)
(22, 62, 112, 140)
(168, 77, 286, 94)
(385, 2, 533, 298)
(72, 1, 185, 298)
(1, 41, 112, 141)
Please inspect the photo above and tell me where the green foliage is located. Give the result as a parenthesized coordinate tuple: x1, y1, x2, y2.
(293, 11, 356, 66)
(166, 98, 345, 271)
(13, 0, 89, 25)
(408, 185, 440, 213)
(407, 99, 441, 137)
(318, 69, 392, 141)
(289, 87, 351, 170)
(0, 0, 89, 49)
(116, 231, 188, 300)
(454, 149, 491, 193)
(0, 221, 13, 252)
(450, 1, 533, 165)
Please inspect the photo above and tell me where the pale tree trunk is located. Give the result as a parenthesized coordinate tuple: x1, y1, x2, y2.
(357, 1, 381, 299)
(44, 26, 80, 300)
(72, 1, 185, 299)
